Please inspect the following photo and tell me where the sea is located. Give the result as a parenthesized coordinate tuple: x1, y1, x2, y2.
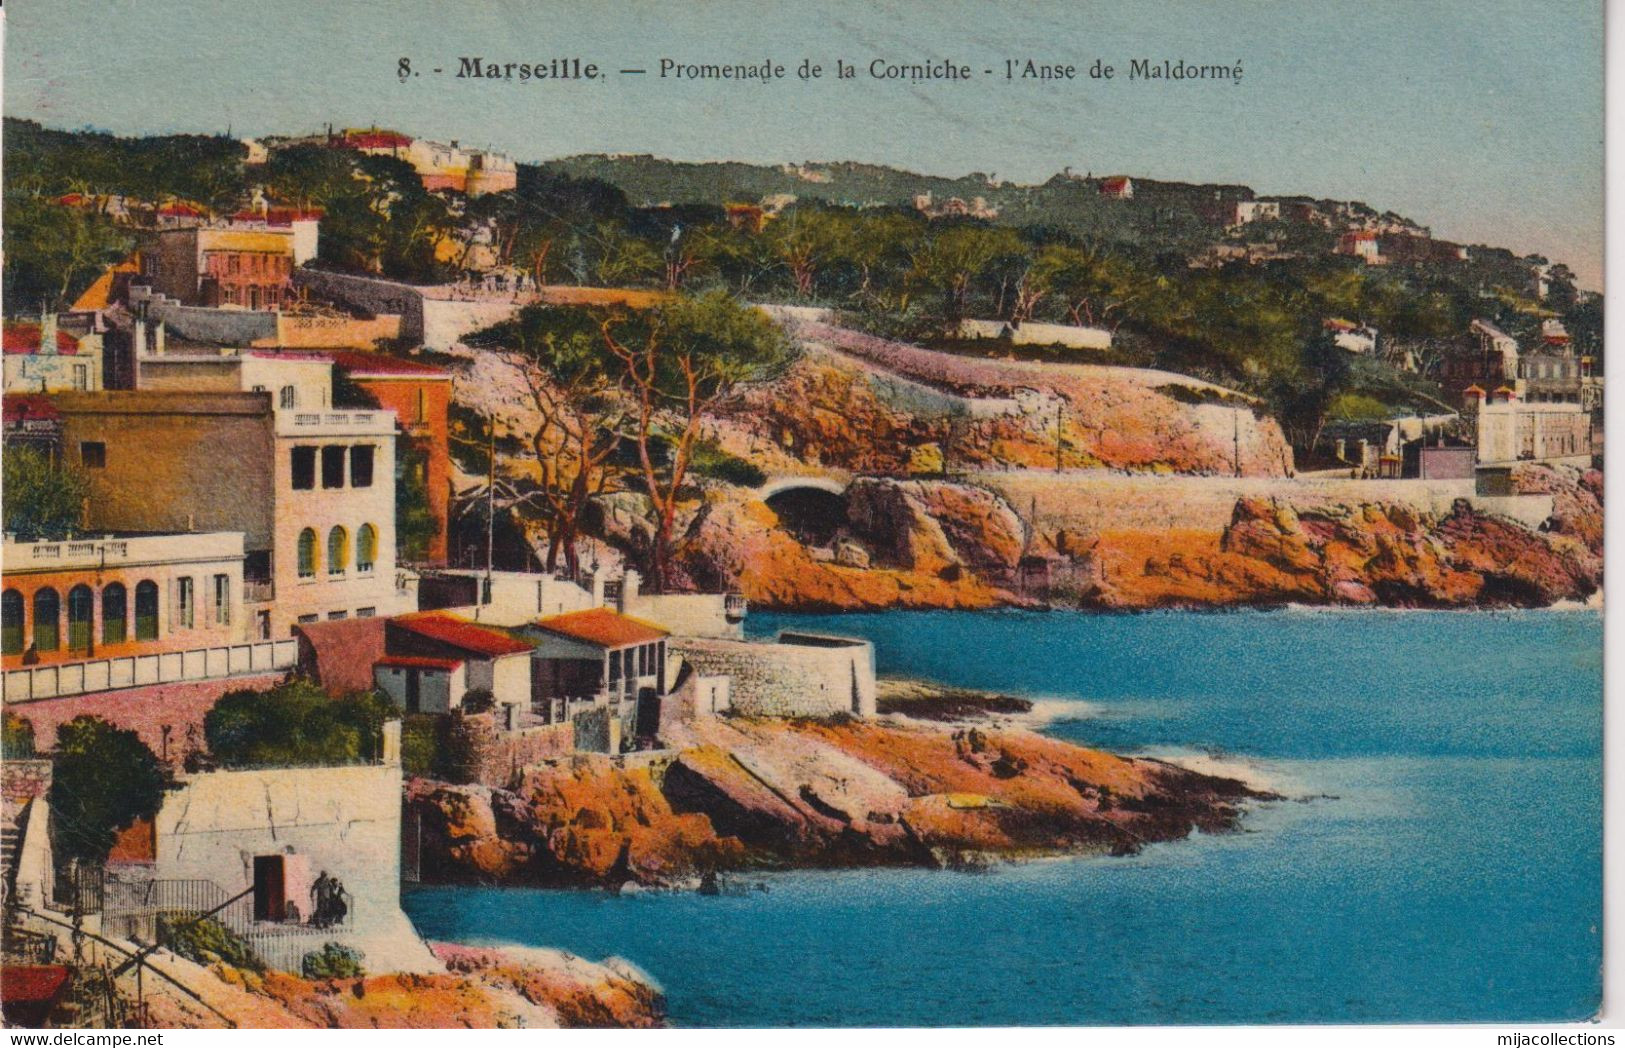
(403, 608, 1603, 1026)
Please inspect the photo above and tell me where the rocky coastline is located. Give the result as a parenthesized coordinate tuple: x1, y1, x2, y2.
(670, 463, 1602, 613)
(405, 685, 1276, 890)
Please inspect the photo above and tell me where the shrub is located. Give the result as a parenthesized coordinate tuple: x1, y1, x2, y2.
(48, 717, 164, 864)
(688, 441, 766, 488)
(205, 680, 397, 768)
(157, 914, 264, 972)
(461, 688, 495, 715)
(301, 942, 365, 979)
(2, 713, 36, 759)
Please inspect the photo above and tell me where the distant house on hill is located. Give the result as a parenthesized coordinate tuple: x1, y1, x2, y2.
(1098, 176, 1134, 200)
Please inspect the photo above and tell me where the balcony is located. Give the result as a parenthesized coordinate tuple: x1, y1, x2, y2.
(243, 578, 275, 603)
(4, 533, 242, 572)
(275, 409, 397, 437)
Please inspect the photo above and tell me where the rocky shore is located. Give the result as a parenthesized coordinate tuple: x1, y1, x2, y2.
(141, 942, 666, 1029)
(673, 464, 1602, 612)
(405, 692, 1273, 889)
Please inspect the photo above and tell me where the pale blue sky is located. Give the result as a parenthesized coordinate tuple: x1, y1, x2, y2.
(4, 0, 1605, 286)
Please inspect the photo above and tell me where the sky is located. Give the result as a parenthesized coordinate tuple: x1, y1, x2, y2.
(2, 0, 1605, 287)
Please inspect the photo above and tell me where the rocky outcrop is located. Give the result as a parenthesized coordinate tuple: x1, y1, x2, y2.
(407, 714, 1270, 888)
(716, 332, 1295, 477)
(676, 491, 1008, 612)
(141, 942, 665, 1029)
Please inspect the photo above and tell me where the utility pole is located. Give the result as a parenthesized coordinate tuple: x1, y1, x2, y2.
(1233, 406, 1242, 478)
(483, 428, 495, 615)
(1054, 401, 1064, 474)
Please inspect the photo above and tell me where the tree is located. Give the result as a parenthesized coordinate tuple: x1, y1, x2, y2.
(473, 306, 632, 576)
(907, 225, 1022, 330)
(3, 447, 90, 541)
(2, 191, 134, 311)
(1032, 243, 1147, 330)
(1274, 331, 1353, 454)
(48, 716, 165, 865)
(597, 292, 797, 590)
(205, 679, 397, 769)
(765, 207, 853, 299)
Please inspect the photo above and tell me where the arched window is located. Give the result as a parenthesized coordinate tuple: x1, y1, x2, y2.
(357, 524, 377, 574)
(67, 585, 94, 651)
(33, 589, 60, 652)
(327, 526, 349, 576)
(2, 590, 23, 655)
(279, 385, 297, 410)
(298, 528, 319, 578)
(103, 583, 128, 645)
(134, 581, 160, 640)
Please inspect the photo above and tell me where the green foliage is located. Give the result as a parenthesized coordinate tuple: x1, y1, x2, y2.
(396, 444, 438, 563)
(400, 715, 440, 778)
(2, 713, 36, 759)
(3, 446, 92, 542)
(301, 942, 366, 980)
(157, 914, 264, 973)
(48, 717, 165, 865)
(2, 192, 135, 311)
(204, 679, 397, 769)
(688, 441, 767, 488)
(1326, 392, 1391, 421)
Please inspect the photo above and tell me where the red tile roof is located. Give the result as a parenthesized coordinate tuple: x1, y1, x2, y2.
(294, 617, 388, 694)
(377, 654, 464, 671)
(229, 207, 324, 225)
(533, 608, 669, 649)
(393, 612, 533, 657)
(1100, 176, 1131, 190)
(1, 965, 72, 1015)
(341, 131, 413, 150)
(158, 202, 204, 217)
(3, 394, 61, 423)
(3, 324, 79, 355)
(326, 351, 452, 378)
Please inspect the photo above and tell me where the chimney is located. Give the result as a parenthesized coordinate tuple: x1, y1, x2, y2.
(618, 570, 640, 615)
(39, 313, 59, 356)
(590, 565, 607, 607)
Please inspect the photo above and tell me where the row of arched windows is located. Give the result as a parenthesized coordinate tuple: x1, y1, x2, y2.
(297, 524, 379, 579)
(2, 581, 160, 656)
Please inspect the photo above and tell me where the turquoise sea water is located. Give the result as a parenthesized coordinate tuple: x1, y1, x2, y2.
(403, 609, 1603, 1026)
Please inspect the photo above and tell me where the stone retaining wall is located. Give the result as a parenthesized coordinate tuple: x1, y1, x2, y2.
(671, 634, 875, 719)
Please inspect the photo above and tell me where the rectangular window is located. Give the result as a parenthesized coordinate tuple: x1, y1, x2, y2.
(356, 607, 376, 618)
(80, 441, 106, 468)
(291, 446, 316, 490)
(256, 610, 271, 640)
(322, 446, 346, 489)
(213, 574, 231, 625)
(72, 364, 89, 391)
(327, 610, 348, 621)
(177, 577, 195, 630)
(350, 445, 375, 488)
(297, 613, 319, 625)
(609, 650, 622, 682)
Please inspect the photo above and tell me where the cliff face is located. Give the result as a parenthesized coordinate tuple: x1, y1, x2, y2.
(713, 342, 1295, 477)
(674, 465, 1601, 612)
(1106, 465, 1602, 609)
(406, 714, 1267, 888)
